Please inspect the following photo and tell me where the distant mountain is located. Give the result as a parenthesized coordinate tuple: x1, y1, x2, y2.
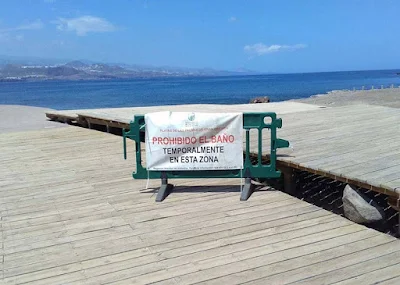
(0, 64, 85, 81)
(0, 56, 261, 81)
(119, 63, 257, 76)
(64, 60, 88, 69)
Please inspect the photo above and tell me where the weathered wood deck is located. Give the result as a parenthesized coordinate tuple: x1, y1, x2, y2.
(275, 104, 400, 198)
(46, 103, 400, 202)
(1, 127, 400, 284)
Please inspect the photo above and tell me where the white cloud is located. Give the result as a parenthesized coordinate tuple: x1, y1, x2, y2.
(228, 16, 237, 22)
(0, 19, 44, 33)
(244, 43, 307, 56)
(55, 16, 116, 36)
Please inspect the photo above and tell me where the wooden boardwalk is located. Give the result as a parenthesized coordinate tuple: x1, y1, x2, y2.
(47, 103, 400, 202)
(274, 104, 400, 199)
(1, 127, 400, 284)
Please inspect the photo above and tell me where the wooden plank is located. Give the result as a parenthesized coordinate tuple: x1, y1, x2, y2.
(207, 240, 399, 285)
(331, 263, 400, 285)
(279, 250, 400, 285)
(71, 223, 365, 285)
(178, 234, 392, 285)
(1, 124, 400, 285)
(72, 215, 340, 282)
(107, 228, 379, 285)
(373, 276, 400, 285)
(386, 179, 400, 192)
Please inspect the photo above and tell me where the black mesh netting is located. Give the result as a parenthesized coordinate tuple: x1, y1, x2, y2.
(259, 169, 399, 238)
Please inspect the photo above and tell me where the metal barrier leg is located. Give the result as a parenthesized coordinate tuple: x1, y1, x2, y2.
(156, 173, 174, 202)
(240, 177, 254, 201)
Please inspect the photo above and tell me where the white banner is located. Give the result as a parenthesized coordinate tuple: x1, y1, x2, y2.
(145, 112, 243, 171)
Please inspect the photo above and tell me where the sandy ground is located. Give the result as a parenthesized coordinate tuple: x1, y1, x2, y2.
(294, 88, 400, 108)
(0, 105, 67, 134)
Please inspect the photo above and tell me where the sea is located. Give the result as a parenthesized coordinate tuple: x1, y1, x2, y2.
(1, 69, 400, 110)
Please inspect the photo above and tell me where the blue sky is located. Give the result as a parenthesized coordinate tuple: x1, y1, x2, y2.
(0, 0, 399, 73)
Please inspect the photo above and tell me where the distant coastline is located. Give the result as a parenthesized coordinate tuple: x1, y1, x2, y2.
(0, 60, 259, 82)
(1, 57, 400, 83)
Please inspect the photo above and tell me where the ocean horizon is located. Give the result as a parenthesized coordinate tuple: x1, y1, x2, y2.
(1, 69, 400, 110)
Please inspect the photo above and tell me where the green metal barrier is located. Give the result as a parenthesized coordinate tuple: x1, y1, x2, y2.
(123, 112, 289, 202)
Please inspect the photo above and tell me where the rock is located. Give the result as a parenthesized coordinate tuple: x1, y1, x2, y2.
(249, 96, 270, 103)
(342, 184, 385, 224)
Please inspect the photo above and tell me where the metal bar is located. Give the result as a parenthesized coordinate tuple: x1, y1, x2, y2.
(156, 172, 174, 202)
(244, 129, 251, 169)
(123, 129, 127, 160)
(257, 128, 262, 166)
(240, 177, 254, 201)
(270, 117, 277, 171)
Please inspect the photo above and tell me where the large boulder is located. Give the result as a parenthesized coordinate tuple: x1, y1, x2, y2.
(249, 96, 270, 103)
(342, 184, 385, 224)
